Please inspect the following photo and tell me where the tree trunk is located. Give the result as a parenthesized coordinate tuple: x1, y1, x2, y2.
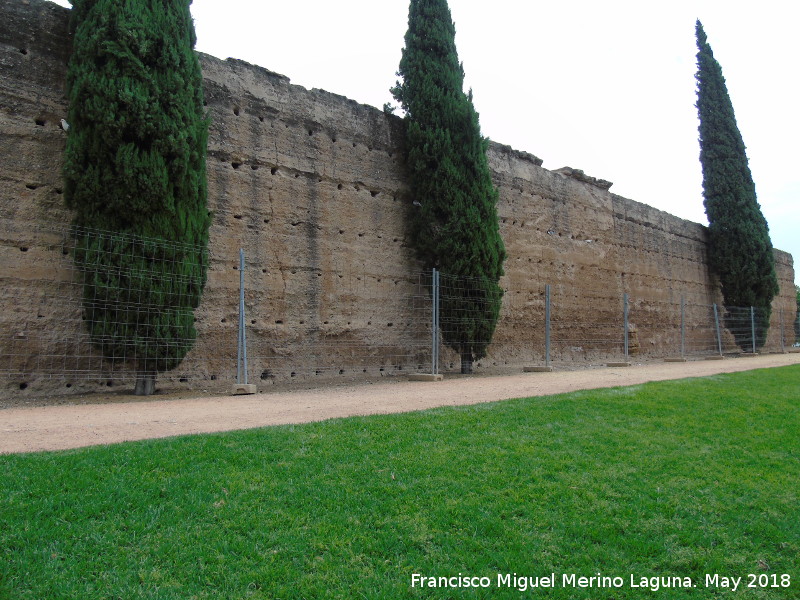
(134, 370, 156, 396)
(460, 352, 473, 374)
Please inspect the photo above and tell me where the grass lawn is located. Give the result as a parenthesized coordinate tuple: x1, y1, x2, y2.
(1, 366, 798, 599)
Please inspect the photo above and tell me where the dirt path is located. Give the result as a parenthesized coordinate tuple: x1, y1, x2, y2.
(2, 354, 798, 454)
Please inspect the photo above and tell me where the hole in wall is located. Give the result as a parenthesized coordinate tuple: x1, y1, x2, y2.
(106, 381, 113, 387)
(251, 165, 259, 171)
(337, 184, 343, 190)
(19, 382, 28, 390)
(20, 247, 28, 252)
(294, 173, 300, 178)
(19, 48, 28, 55)
(66, 383, 72, 388)
(308, 129, 314, 136)
(180, 377, 188, 383)
(55, 188, 63, 195)
(234, 214, 242, 219)
(231, 162, 242, 169)
(35, 118, 45, 126)
(258, 116, 264, 122)
(233, 106, 240, 116)
(221, 318, 227, 323)
(271, 167, 278, 175)
(370, 191, 379, 198)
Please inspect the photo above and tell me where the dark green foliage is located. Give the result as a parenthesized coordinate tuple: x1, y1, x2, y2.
(63, 0, 209, 387)
(391, 0, 505, 372)
(695, 21, 778, 350)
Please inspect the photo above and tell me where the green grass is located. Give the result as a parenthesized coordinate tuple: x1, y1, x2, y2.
(1, 366, 798, 599)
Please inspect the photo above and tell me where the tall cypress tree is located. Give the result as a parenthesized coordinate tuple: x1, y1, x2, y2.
(391, 0, 505, 373)
(695, 20, 778, 350)
(64, 0, 209, 394)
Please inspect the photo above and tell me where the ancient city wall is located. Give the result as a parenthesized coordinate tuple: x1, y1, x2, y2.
(1, 0, 796, 395)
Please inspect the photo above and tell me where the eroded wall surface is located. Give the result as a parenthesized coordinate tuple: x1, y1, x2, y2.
(1, 0, 795, 395)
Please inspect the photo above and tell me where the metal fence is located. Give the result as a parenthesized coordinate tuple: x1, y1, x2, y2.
(0, 223, 796, 394)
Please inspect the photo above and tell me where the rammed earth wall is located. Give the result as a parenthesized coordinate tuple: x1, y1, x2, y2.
(0, 0, 796, 395)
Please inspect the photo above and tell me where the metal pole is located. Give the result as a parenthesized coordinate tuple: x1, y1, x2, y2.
(545, 284, 551, 367)
(431, 269, 436, 375)
(431, 269, 439, 375)
(750, 306, 756, 354)
(623, 293, 629, 360)
(237, 248, 248, 385)
(435, 270, 440, 374)
(680, 295, 686, 357)
(713, 303, 723, 356)
(780, 308, 785, 353)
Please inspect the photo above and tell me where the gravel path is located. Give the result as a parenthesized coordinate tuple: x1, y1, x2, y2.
(1, 353, 798, 454)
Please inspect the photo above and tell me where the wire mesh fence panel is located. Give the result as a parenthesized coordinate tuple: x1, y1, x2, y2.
(240, 266, 434, 383)
(625, 298, 682, 359)
(683, 303, 724, 357)
(431, 272, 507, 373)
(548, 289, 626, 362)
(1, 224, 210, 388)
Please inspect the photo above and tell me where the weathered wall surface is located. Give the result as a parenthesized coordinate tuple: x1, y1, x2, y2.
(1, 0, 796, 395)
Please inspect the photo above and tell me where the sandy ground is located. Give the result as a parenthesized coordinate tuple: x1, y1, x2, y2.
(1, 353, 798, 454)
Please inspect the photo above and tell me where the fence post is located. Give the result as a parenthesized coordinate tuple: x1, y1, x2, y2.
(623, 293, 629, 360)
(545, 284, 551, 368)
(780, 308, 785, 353)
(431, 268, 439, 375)
(236, 248, 249, 385)
(713, 303, 723, 356)
(750, 306, 756, 354)
(680, 295, 686, 358)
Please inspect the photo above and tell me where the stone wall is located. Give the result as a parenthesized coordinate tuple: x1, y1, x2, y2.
(1, 0, 796, 395)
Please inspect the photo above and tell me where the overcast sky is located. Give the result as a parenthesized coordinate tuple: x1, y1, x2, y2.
(50, 0, 799, 285)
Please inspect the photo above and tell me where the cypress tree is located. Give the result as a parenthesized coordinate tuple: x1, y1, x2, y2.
(64, 0, 209, 394)
(695, 20, 778, 350)
(391, 0, 505, 373)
